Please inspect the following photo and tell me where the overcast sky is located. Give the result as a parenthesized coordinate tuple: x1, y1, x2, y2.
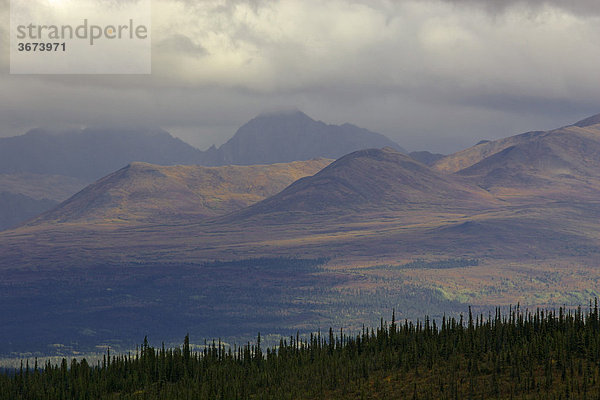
(1, 0, 599, 153)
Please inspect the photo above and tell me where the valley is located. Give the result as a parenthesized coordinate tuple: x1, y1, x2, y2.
(2, 112, 600, 358)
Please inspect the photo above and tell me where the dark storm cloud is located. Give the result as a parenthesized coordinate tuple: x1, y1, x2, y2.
(442, 0, 600, 15)
(0, 0, 599, 153)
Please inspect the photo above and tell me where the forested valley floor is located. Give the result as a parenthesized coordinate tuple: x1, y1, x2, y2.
(4, 304, 600, 399)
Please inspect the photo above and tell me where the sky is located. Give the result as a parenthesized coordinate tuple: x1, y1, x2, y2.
(1, 0, 600, 153)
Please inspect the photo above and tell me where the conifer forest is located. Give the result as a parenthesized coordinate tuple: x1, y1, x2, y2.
(4, 304, 600, 399)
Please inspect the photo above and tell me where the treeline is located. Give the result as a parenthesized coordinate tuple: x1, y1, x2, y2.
(4, 303, 600, 399)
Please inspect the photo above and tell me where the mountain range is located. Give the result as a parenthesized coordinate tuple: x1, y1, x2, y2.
(4, 113, 600, 266)
(0, 111, 403, 230)
(0, 111, 403, 181)
(3, 112, 600, 357)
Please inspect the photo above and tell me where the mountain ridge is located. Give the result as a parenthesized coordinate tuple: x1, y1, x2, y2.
(29, 158, 332, 225)
(0, 111, 402, 229)
(0, 126, 204, 181)
(0, 112, 404, 179)
(453, 124, 600, 199)
(573, 113, 600, 128)
(202, 111, 406, 166)
(225, 147, 497, 222)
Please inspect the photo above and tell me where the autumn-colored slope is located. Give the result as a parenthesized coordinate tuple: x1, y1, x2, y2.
(29, 159, 332, 225)
(229, 147, 497, 222)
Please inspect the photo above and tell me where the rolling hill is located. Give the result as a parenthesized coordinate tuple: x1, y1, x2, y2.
(0, 126, 206, 230)
(441, 116, 600, 200)
(432, 130, 546, 174)
(30, 159, 332, 225)
(433, 113, 600, 175)
(230, 148, 496, 221)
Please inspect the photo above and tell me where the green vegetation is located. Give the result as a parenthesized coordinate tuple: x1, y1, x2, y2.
(4, 303, 600, 399)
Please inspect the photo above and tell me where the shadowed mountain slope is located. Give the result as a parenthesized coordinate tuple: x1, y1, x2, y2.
(0, 173, 87, 231)
(0, 192, 57, 230)
(0, 126, 204, 181)
(30, 159, 332, 225)
(409, 151, 445, 166)
(0, 173, 87, 202)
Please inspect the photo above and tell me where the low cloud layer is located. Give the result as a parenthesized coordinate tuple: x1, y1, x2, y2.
(1, 0, 599, 152)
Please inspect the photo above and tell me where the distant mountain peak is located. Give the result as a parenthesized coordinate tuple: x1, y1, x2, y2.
(0, 111, 406, 204)
(214, 111, 405, 166)
(254, 109, 311, 121)
(244, 109, 315, 129)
